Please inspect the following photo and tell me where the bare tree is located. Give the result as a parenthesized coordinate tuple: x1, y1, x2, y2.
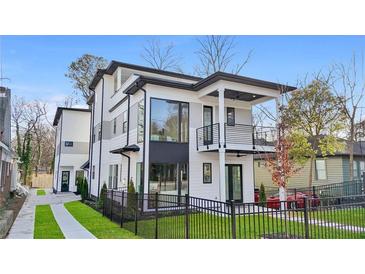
(65, 54, 108, 103)
(333, 54, 365, 180)
(11, 96, 47, 185)
(194, 35, 253, 77)
(141, 39, 183, 72)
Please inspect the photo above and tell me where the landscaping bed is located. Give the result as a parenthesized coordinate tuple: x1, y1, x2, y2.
(0, 194, 26, 238)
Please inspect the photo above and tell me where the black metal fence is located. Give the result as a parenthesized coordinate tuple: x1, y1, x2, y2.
(263, 179, 365, 198)
(102, 190, 365, 239)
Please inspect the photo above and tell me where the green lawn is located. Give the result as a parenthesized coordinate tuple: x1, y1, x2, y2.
(123, 210, 365, 239)
(37, 189, 46, 196)
(309, 207, 365, 228)
(64, 201, 140, 239)
(34, 205, 64, 239)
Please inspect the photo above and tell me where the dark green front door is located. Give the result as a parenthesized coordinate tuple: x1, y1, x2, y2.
(225, 164, 243, 202)
(61, 171, 70, 192)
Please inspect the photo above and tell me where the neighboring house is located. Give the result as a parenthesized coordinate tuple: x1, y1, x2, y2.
(87, 61, 295, 203)
(52, 107, 91, 193)
(0, 86, 14, 206)
(254, 141, 365, 190)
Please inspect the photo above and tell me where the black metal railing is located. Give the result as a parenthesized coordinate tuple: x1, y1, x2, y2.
(102, 190, 365, 239)
(262, 179, 365, 199)
(196, 123, 276, 150)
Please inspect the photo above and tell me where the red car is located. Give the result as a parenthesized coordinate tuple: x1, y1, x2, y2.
(266, 192, 320, 209)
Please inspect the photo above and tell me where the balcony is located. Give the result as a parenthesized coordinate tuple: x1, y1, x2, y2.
(196, 123, 276, 153)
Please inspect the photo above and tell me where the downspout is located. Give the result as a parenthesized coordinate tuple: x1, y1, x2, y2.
(97, 77, 105, 198)
(140, 86, 147, 196)
(56, 115, 63, 193)
(121, 94, 131, 187)
(88, 95, 95, 197)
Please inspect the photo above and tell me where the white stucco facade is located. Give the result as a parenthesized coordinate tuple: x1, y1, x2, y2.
(53, 108, 91, 193)
(87, 61, 294, 202)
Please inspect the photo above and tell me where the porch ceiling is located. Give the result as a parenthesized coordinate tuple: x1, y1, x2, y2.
(208, 89, 265, 102)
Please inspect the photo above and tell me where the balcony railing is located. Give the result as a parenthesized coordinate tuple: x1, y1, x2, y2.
(196, 123, 276, 150)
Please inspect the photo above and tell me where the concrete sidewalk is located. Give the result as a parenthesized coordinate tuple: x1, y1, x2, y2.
(51, 204, 96, 239)
(6, 189, 81, 239)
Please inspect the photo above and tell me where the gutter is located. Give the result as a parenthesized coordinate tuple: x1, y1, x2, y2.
(120, 94, 131, 187)
(55, 115, 63, 193)
(97, 77, 105, 198)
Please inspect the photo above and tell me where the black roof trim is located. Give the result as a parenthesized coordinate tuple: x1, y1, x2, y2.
(193, 71, 297, 92)
(53, 107, 91, 126)
(89, 61, 201, 90)
(80, 160, 89, 170)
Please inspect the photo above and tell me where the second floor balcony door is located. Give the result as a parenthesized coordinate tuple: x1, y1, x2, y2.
(203, 106, 213, 145)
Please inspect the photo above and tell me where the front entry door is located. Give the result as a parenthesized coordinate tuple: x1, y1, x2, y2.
(225, 164, 243, 202)
(61, 171, 70, 192)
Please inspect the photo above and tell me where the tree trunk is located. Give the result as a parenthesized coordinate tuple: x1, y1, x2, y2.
(308, 155, 315, 190)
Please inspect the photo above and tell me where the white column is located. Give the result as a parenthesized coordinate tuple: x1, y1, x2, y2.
(218, 88, 226, 202)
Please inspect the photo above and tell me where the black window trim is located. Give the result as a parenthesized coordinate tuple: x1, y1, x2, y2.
(149, 97, 189, 144)
(203, 162, 212, 184)
(227, 107, 235, 126)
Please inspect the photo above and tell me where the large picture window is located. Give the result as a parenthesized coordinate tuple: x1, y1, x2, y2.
(150, 98, 189, 142)
(108, 164, 119, 189)
(122, 111, 128, 134)
(203, 163, 212, 184)
(149, 163, 188, 196)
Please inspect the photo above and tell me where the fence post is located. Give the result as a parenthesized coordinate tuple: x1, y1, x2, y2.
(102, 191, 105, 216)
(155, 192, 159, 239)
(231, 200, 236, 239)
(120, 191, 125, 228)
(185, 193, 190, 239)
(110, 189, 114, 220)
(134, 192, 138, 235)
(303, 197, 310, 239)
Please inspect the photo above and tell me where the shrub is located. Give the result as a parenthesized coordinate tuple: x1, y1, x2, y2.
(81, 178, 89, 201)
(97, 183, 107, 209)
(259, 183, 266, 206)
(76, 176, 83, 195)
(126, 179, 137, 219)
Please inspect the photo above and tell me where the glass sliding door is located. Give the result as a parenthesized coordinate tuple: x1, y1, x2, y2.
(149, 163, 188, 196)
(225, 164, 243, 202)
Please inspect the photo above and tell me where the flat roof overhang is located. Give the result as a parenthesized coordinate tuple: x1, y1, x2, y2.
(80, 160, 89, 170)
(110, 144, 140, 154)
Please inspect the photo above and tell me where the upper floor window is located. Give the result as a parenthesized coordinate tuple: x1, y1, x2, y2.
(353, 161, 359, 178)
(150, 98, 189, 143)
(98, 127, 102, 141)
(122, 111, 128, 134)
(64, 141, 73, 147)
(227, 107, 235, 126)
(113, 118, 117, 134)
(137, 100, 144, 143)
(315, 159, 327, 180)
(113, 71, 119, 92)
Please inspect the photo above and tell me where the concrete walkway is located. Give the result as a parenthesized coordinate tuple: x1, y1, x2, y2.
(6, 189, 86, 239)
(51, 204, 95, 239)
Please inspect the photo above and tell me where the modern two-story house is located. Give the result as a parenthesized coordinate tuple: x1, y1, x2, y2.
(87, 61, 296, 203)
(52, 107, 91, 193)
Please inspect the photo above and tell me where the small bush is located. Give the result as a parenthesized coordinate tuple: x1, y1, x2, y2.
(259, 183, 266, 206)
(97, 183, 107, 209)
(126, 179, 137, 218)
(81, 178, 89, 201)
(76, 176, 83, 195)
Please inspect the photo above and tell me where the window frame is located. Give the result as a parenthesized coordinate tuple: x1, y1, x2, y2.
(137, 100, 144, 143)
(149, 97, 189, 143)
(227, 107, 235, 126)
(203, 163, 212, 184)
(315, 159, 327, 180)
(113, 70, 119, 92)
(122, 110, 128, 134)
(64, 141, 74, 147)
(113, 118, 117, 134)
